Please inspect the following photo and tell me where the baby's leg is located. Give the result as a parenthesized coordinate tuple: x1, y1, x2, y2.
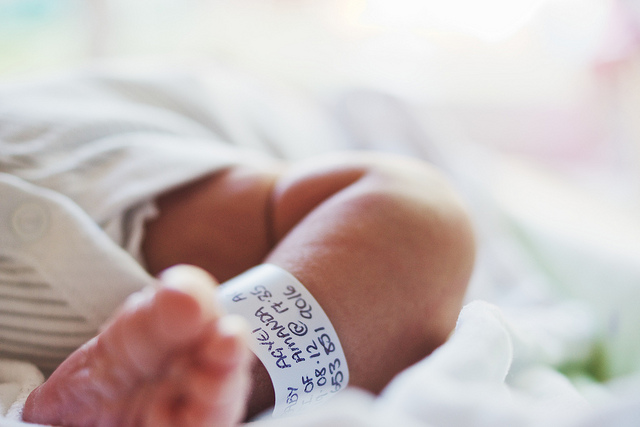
(22, 265, 251, 427)
(142, 152, 475, 418)
(244, 153, 476, 414)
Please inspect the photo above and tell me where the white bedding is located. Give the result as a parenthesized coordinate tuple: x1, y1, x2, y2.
(1, 69, 639, 427)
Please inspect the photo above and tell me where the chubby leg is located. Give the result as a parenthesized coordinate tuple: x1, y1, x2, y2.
(269, 153, 475, 390)
(245, 153, 475, 415)
(22, 265, 251, 427)
(144, 151, 476, 418)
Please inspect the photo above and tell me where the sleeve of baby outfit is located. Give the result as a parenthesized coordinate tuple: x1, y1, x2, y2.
(0, 71, 273, 236)
(0, 173, 155, 376)
(0, 71, 272, 376)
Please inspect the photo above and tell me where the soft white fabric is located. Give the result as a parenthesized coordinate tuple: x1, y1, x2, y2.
(378, 301, 592, 427)
(0, 69, 275, 374)
(0, 360, 43, 422)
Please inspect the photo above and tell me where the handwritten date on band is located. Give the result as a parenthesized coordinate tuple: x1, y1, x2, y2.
(284, 358, 345, 413)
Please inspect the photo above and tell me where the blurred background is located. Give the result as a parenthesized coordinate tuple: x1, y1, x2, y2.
(0, 0, 638, 216)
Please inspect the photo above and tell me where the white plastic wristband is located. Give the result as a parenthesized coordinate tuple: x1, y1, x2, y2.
(219, 264, 349, 417)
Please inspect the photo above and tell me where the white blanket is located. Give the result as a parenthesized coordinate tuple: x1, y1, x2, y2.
(0, 360, 42, 424)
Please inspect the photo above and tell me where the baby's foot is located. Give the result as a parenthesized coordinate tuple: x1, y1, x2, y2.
(23, 265, 251, 427)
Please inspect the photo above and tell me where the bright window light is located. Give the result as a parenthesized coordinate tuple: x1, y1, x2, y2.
(362, 0, 549, 41)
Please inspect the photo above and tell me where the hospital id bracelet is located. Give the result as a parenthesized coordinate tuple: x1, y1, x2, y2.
(219, 264, 349, 417)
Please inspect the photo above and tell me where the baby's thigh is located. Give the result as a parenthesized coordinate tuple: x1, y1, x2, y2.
(142, 162, 282, 283)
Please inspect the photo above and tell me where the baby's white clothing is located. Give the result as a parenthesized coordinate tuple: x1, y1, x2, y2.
(0, 69, 274, 377)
